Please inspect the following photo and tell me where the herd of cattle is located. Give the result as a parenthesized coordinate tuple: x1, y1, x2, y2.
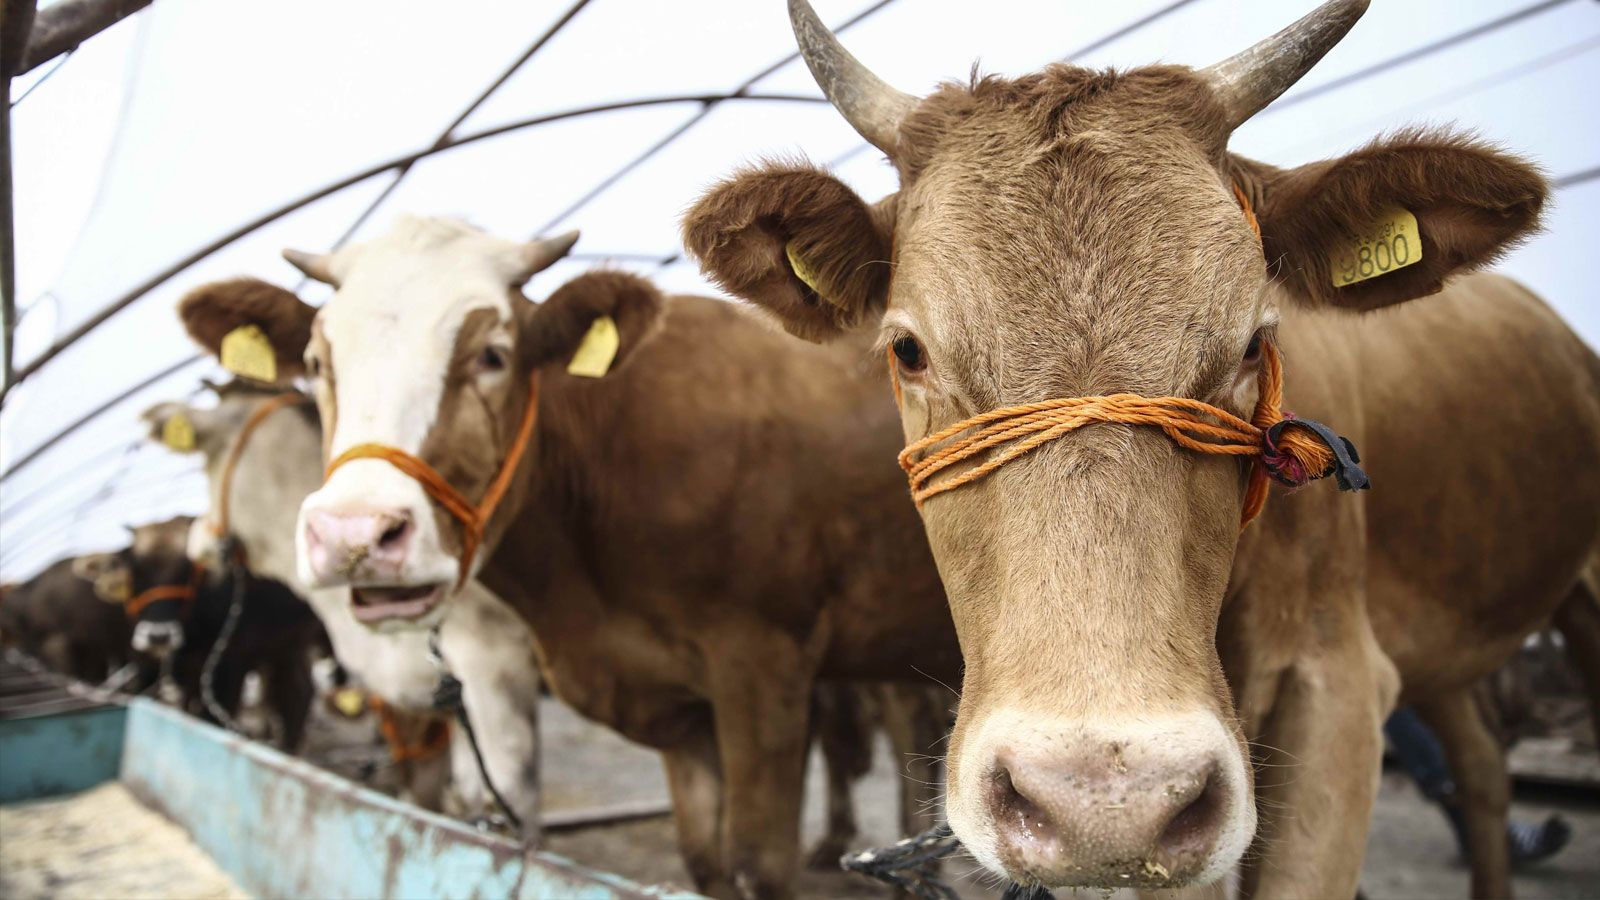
(3, 1, 1599, 898)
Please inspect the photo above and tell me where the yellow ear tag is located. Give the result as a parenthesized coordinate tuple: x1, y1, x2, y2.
(220, 324, 278, 383)
(1330, 207, 1423, 287)
(566, 315, 619, 378)
(162, 413, 197, 452)
(785, 243, 837, 307)
(332, 687, 367, 718)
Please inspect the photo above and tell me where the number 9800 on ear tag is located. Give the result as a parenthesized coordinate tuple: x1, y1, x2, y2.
(1330, 207, 1422, 287)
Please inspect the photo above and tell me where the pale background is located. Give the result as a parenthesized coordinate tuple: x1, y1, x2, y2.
(3, 0, 1597, 580)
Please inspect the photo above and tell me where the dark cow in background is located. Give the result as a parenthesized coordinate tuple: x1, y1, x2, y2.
(177, 217, 961, 900)
(88, 515, 325, 750)
(682, 0, 1600, 896)
(0, 555, 139, 683)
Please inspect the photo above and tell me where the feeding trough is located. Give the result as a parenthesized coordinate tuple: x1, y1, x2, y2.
(0, 654, 701, 899)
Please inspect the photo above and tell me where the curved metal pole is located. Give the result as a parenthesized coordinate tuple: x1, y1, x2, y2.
(0, 91, 825, 400)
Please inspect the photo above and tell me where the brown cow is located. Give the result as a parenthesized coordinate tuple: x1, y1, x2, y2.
(0, 555, 139, 683)
(179, 219, 961, 900)
(681, 1, 1600, 896)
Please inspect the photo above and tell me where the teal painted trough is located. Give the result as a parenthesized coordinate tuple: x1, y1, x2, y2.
(1, 678, 701, 900)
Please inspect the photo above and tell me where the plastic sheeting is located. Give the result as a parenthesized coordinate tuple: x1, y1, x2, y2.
(3, 0, 1598, 579)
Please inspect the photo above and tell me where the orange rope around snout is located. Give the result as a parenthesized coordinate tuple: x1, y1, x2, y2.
(898, 341, 1332, 528)
(892, 182, 1341, 529)
(124, 563, 206, 620)
(322, 372, 540, 585)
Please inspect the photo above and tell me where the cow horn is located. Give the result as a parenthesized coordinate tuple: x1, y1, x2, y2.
(281, 249, 337, 285)
(788, 0, 916, 156)
(512, 230, 580, 284)
(1202, 0, 1369, 131)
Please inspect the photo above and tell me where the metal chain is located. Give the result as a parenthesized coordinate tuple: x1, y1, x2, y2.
(198, 539, 247, 734)
(841, 822, 1055, 900)
(428, 626, 525, 836)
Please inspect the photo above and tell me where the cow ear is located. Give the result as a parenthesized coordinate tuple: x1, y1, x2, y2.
(683, 161, 893, 342)
(1234, 129, 1546, 312)
(139, 402, 210, 454)
(178, 277, 317, 382)
(520, 270, 665, 376)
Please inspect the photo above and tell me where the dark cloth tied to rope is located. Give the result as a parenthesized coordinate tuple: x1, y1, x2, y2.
(840, 822, 1052, 900)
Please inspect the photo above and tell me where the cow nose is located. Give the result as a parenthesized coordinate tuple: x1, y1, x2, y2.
(303, 506, 414, 583)
(987, 742, 1229, 886)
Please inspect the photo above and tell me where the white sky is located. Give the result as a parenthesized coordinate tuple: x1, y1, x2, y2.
(3, 0, 1597, 580)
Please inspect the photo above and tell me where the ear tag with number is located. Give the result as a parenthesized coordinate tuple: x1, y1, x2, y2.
(162, 413, 197, 452)
(1330, 207, 1422, 287)
(220, 324, 278, 382)
(567, 316, 619, 378)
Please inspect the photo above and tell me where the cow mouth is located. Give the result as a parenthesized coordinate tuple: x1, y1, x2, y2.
(350, 583, 446, 623)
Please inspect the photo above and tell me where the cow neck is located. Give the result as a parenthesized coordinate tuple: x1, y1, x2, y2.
(323, 370, 540, 587)
(212, 391, 305, 543)
(888, 182, 1368, 530)
(125, 561, 205, 621)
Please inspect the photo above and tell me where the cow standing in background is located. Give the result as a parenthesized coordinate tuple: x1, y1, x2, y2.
(87, 516, 324, 749)
(681, 1, 1600, 896)
(0, 555, 141, 683)
(179, 219, 963, 900)
(140, 376, 545, 834)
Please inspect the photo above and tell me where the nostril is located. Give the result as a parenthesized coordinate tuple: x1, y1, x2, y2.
(377, 517, 410, 549)
(1158, 769, 1225, 862)
(990, 765, 1056, 843)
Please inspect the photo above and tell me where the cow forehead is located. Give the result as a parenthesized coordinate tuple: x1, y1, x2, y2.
(891, 150, 1265, 399)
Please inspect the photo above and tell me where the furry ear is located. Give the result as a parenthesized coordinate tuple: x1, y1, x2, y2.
(178, 278, 317, 382)
(520, 271, 666, 375)
(683, 161, 893, 341)
(1234, 129, 1546, 311)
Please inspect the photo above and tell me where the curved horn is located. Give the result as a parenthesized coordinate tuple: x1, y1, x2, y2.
(1202, 0, 1369, 131)
(281, 248, 337, 285)
(788, 0, 916, 156)
(512, 230, 580, 284)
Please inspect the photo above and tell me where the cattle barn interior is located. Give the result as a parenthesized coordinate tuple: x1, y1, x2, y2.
(1, 1, 1598, 899)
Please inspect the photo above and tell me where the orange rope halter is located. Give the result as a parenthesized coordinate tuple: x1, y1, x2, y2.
(323, 372, 541, 585)
(366, 694, 451, 763)
(124, 563, 206, 620)
(891, 183, 1366, 529)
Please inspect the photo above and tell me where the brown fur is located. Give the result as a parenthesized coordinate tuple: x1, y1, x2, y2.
(685, 52, 1599, 899)
(178, 278, 318, 383)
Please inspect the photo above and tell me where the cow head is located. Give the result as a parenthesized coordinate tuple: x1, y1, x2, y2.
(104, 516, 199, 658)
(684, 0, 1545, 888)
(177, 217, 663, 631)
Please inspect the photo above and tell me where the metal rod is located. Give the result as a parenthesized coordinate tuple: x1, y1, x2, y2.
(0, 92, 824, 436)
(15, 0, 151, 76)
(0, 0, 37, 391)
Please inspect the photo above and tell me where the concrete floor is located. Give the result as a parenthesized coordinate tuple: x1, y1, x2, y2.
(540, 700, 1600, 900)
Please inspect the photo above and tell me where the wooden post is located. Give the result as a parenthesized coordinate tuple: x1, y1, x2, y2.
(16, 0, 150, 76)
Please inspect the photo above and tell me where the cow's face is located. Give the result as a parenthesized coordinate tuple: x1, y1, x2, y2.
(177, 218, 662, 632)
(685, 0, 1545, 888)
(118, 517, 197, 658)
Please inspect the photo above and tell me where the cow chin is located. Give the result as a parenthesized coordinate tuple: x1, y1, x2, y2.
(946, 707, 1255, 891)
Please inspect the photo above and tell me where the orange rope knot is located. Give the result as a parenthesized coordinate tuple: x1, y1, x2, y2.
(324, 372, 540, 586)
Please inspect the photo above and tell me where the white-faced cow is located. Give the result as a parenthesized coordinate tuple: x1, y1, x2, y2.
(184, 215, 963, 899)
(681, 1, 1600, 896)
(140, 373, 544, 834)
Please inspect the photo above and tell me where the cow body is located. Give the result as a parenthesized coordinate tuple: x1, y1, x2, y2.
(143, 382, 545, 832)
(0, 557, 137, 682)
(681, 2, 1600, 895)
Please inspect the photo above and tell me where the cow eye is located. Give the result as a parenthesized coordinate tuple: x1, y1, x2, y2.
(306, 354, 322, 378)
(1242, 331, 1263, 365)
(477, 346, 507, 372)
(892, 335, 926, 373)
